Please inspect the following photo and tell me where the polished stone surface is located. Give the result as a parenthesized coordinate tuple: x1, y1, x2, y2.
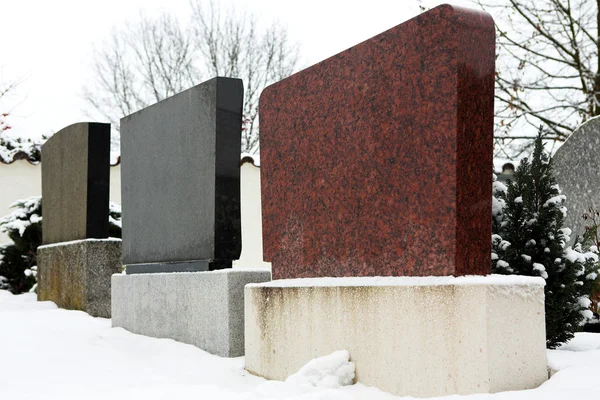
(37, 239, 122, 318)
(554, 116, 600, 243)
(120, 77, 243, 271)
(112, 269, 271, 357)
(41, 123, 110, 244)
(260, 5, 495, 279)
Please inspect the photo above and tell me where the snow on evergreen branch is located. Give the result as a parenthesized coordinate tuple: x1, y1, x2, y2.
(0, 196, 42, 237)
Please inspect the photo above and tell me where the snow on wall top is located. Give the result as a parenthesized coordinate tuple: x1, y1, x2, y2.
(0, 135, 43, 165)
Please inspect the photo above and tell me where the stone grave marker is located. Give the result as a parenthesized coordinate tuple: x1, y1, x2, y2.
(120, 77, 242, 273)
(260, 4, 494, 280)
(245, 5, 548, 396)
(554, 117, 600, 312)
(554, 116, 600, 242)
(41, 122, 110, 244)
(112, 77, 270, 357)
(37, 122, 121, 318)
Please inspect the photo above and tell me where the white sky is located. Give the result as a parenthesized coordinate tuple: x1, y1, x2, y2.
(1, 0, 473, 139)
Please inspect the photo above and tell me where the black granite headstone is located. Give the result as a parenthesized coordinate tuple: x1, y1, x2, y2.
(120, 77, 243, 274)
(41, 122, 110, 244)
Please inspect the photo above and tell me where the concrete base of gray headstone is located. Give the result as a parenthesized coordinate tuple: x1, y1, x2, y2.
(111, 269, 271, 357)
(37, 239, 122, 318)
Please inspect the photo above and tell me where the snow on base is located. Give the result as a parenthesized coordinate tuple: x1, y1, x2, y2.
(114, 268, 271, 278)
(37, 237, 123, 249)
(286, 350, 355, 389)
(248, 274, 546, 288)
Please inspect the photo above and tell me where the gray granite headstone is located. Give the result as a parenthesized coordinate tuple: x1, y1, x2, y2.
(120, 77, 243, 274)
(554, 116, 600, 242)
(41, 122, 110, 244)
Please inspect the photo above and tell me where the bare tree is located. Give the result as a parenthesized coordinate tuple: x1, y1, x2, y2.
(83, 1, 299, 154)
(83, 12, 198, 151)
(190, 1, 298, 153)
(475, 0, 599, 158)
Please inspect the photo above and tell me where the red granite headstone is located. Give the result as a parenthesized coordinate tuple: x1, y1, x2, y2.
(260, 5, 495, 280)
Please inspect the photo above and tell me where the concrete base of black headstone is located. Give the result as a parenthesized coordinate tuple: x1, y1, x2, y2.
(111, 269, 271, 357)
(37, 239, 122, 318)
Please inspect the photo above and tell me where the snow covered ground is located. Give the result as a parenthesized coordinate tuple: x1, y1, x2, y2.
(1, 290, 599, 400)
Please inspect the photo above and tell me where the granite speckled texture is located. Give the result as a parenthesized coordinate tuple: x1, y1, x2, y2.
(37, 239, 122, 318)
(553, 116, 600, 243)
(260, 5, 495, 279)
(41, 122, 110, 244)
(120, 77, 243, 272)
(111, 269, 271, 357)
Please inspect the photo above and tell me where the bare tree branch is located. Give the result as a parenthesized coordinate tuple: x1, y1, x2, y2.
(190, 0, 298, 153)
(0, 70, 27, 135)
(83, 1, 299, 154)
(475, 0, 599, 159)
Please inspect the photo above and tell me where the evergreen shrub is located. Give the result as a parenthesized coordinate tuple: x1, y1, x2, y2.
(0, 196, 122, 294)
(491, 129, 600, 348)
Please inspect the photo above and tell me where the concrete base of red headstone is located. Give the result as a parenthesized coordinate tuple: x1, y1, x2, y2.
(244, 275, 548, 397)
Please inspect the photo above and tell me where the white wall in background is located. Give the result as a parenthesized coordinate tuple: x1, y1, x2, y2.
(0, 162, 270, 271)
(0, 161, 41, 243)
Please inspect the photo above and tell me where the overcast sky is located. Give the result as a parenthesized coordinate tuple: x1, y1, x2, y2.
(1, 0, 473, 140)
